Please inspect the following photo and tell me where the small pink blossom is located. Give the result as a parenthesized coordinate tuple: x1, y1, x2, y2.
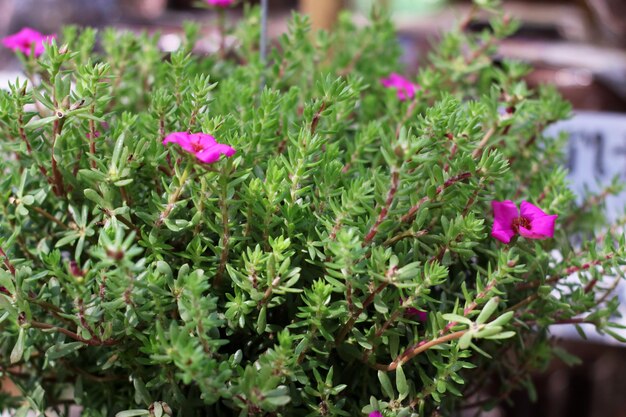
(380, 73, 419, 101)
(2, 27, 55, 57)
(369, 412, 383, 417)
(406, 307, 428, 321)
(69, 260, 85, 277)
(205, 0, 234, 7)
(491, 200, 557, 244)
(163, 132, 235, 164)
(400, 298, 427, 321)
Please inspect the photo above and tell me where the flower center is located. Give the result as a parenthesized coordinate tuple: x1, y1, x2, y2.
(190, 140, 205, 153)
(511, 216, 531, 233)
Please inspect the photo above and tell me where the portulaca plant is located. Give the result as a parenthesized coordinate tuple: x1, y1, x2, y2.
(1, 1, 625, 416)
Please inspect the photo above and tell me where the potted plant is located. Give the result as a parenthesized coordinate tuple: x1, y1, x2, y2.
(1, 0, 624, 416)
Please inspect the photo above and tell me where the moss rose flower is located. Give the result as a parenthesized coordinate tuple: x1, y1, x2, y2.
(380, 73, 419, 101)
(163, 132, 235, 164)
(206, 0, 234, 6)
(2, 27, 54, 57)
(491, 200, 557, 244)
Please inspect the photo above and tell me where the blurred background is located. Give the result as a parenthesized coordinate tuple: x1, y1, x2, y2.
(1, 0, 626, 416)
(1, 0, 625, 112)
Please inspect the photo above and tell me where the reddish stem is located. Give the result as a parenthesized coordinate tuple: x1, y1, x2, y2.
(335, 266, 397, 346)
(0, 246, 16, 276)
(401, 172, 472, 223)
(363, 170, 400, 245)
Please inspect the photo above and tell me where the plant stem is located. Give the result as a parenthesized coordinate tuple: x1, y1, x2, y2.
(335, 266, 397, 345)
(471, 126, 495, 159)
(401, 171, 471, 223)
(88, 105, 97, 169)
(395, 100, 418, 139)
(310, 102, 327, 135)
(214, 167, 231, 288)
(51, 120, 66, 196)
(376, 330, 467, 371)
(30, 320, 118, 346)
(363, 169, 399, 245)
(0, 245, 16, 276)
(32, 206, 69, 230)
(156, 163, 192, 227)
(378, 277, 499, 371)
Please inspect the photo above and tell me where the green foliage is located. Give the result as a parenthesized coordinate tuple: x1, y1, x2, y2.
(1, 3, 625, 417)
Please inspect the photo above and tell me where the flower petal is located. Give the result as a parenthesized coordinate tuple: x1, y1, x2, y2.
(2, 28, 53, 57)
(163, 132, 196, 153)
(519, 214, 558, 240)
(195, 143, 236, 163)
(380, 73, 400, 88)
(492, 228, 516, 244)
(195, 133, 217, 149)
(380, 73, 418, 101)
(406, 307, 428, 322)
(491, 200, 518, 243)
(519, 201, 549, 221)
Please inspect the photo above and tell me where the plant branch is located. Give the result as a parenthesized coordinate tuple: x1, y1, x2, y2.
(363, 169, 399, 245)
(0, 245, 16, 276)
(214, 168, 231, 288)
(471, 126, 496, 159)
(32, 206, 69, 230)
(401, 171, 472, 223)
(156, 163, 192, 227)
(516, 253, 614, 291)
(377, 330, 467, 371)
(30, 320, 119, 346)
(310, 102, 327, 135)
(335, 266, 397, 346)
(51, 119, 66, 196)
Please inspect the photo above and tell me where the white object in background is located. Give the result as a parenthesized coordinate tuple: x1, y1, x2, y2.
(0, 72, 24, 90)
(547, 112, 626, 221)
(546, 111, 626, 345)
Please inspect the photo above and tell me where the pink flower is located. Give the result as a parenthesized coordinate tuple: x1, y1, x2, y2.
(163, 132, 235, 164)
(491, 200, 558, 244)
(406, 307, 428, 321)
(369, 412, 383, 417)
(2, 27, 55, 57)
(400, 298, 427, 321)
(206, 0, 234, 6)
(69, 260, 85, 277)
(380, 73, 419, 101)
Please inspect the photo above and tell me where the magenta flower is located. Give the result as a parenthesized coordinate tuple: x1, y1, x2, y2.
(400, 298, 427, 321)
(163, 132, 235, 164)
(491, 200, 558, 244)
(2, 27, 55, 57)
(206, 0, 234, 6)
(369, 412, 383, 417)
(406, 307, 428, 321)
(380, 73, 419, 101)
(163, 132, 236, 164)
